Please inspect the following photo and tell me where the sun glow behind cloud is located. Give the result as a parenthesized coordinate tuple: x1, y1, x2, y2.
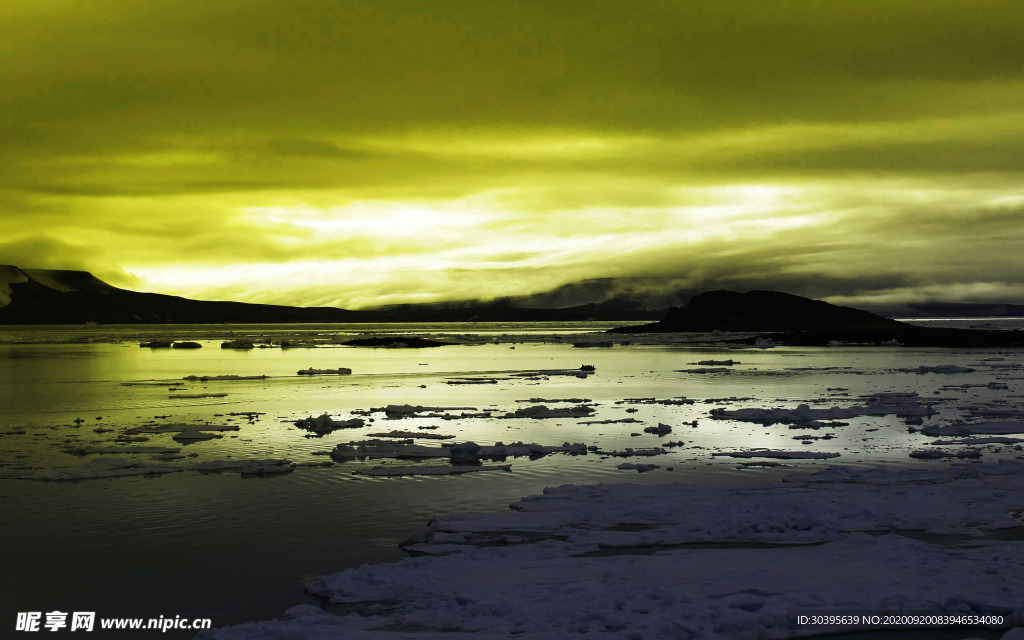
(123, 182, 859, 308)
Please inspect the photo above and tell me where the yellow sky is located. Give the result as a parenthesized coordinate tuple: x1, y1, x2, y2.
(2, 1, 1023, 308)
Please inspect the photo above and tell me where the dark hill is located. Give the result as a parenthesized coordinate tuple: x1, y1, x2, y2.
(613, 290, 1024, 348)
(0, 266, 662, 325)
(0, 268, 363, 324)
(638, 290, 904, 333)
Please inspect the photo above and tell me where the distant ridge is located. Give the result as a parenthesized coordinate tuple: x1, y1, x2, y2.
(613, 289, 1024, 347)
(0, 266, 662, 325)
(0, 265, 364, 324)
(632, 290, 903, 333)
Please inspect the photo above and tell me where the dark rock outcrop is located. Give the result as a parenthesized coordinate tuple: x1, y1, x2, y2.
(613, 290, 1024, 348)
(633, 290, 903, 333)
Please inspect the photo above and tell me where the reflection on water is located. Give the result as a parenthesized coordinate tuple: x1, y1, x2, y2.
(1, 323, 1023, 638)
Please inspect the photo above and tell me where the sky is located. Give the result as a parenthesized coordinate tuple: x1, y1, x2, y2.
(2, 0, 1023, 309)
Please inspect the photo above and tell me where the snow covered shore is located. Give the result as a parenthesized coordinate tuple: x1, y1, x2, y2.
(198, 462, 1024, 639)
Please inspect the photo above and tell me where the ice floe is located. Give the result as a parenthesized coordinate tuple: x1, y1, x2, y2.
(190, 459, 295, 475)
(909, 449, 982, 460)
(371, 404, 478, 418)
(365, 430, 455, 440)
(18, 457, 184, 480)
(124, 422, 239, 435)
(63, 445, 181, 455)
(502, 405, 596, 419)
(676, 367, 731, 374)
(712, 450, 841, 459)
(599, 447, 667, 457)
(898, 364, 978, 374)
(170, 392, 228, 399)
(643, 423, 672, 436)
(294, 414, 365, 436)
(183, 374, 267, 381)
(921, 421, 1024, 437)
(711, 400, 935, 425)
(17, 457, 294, 480)
(297, 367, 352, 375)
(929, 437, 1024, 445)
(616, 462, 660, 472)
(354, 464, 512, 477)
(331, 439, 446, 460)
(200, 462, 1024, 640)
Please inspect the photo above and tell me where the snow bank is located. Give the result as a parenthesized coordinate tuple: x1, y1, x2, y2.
(200, 463, 1024, 640)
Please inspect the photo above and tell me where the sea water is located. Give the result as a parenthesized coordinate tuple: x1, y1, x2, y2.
(2, 321, 1022, 638)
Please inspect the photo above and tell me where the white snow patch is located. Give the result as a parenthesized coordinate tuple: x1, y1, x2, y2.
(0, 265, 28, 307)
(200, 463, 1024, 640)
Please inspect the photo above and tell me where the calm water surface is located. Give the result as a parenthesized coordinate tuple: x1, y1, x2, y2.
(2, 322, 1022, 638)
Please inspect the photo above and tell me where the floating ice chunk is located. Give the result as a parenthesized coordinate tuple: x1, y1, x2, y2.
(909, 449, 982, 460)
(929, 437, 1024, 445)
(445, 378, 498, 385)
(189, 459, 295, 475)
(172, 429, 224, 443)
(18, 457, 184, 481)
(331, 440, 448, 460)
(643, 423, 672, 436)
(898, 364, 977, 374)
(220, 340, 254, 349)
(712, 450, 840, 459)
(475, 441, 590, 458)
(754, 337, 775, 349)
(618, 397, 695, 406)
(373, 404, 477, 418)
(579, 417, 643, 424)
(355, 464, 511, 477)
(921, 421, 1024, 437)
(503, 405, 596, 419)
(676, 367, 731, 374)
(183, 374, 266, 381)
(616, 463, 660, 472)
(124, 423, 239, 435)
(170, 393, 228, 399)
(139, 340, 173, 348)
(711, 401, 935, 425)
(880, 338, 904, 346)
(294, 414, 365, 435)
(600, 448, 667, 457)
(366, 430, 455, 440)
(963, 406, 1024, 418)
(297, 367, 352, 375)
(62, 446, 181, 455)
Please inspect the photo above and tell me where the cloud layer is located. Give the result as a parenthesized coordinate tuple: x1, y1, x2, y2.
(2, 1, 1023, 307)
